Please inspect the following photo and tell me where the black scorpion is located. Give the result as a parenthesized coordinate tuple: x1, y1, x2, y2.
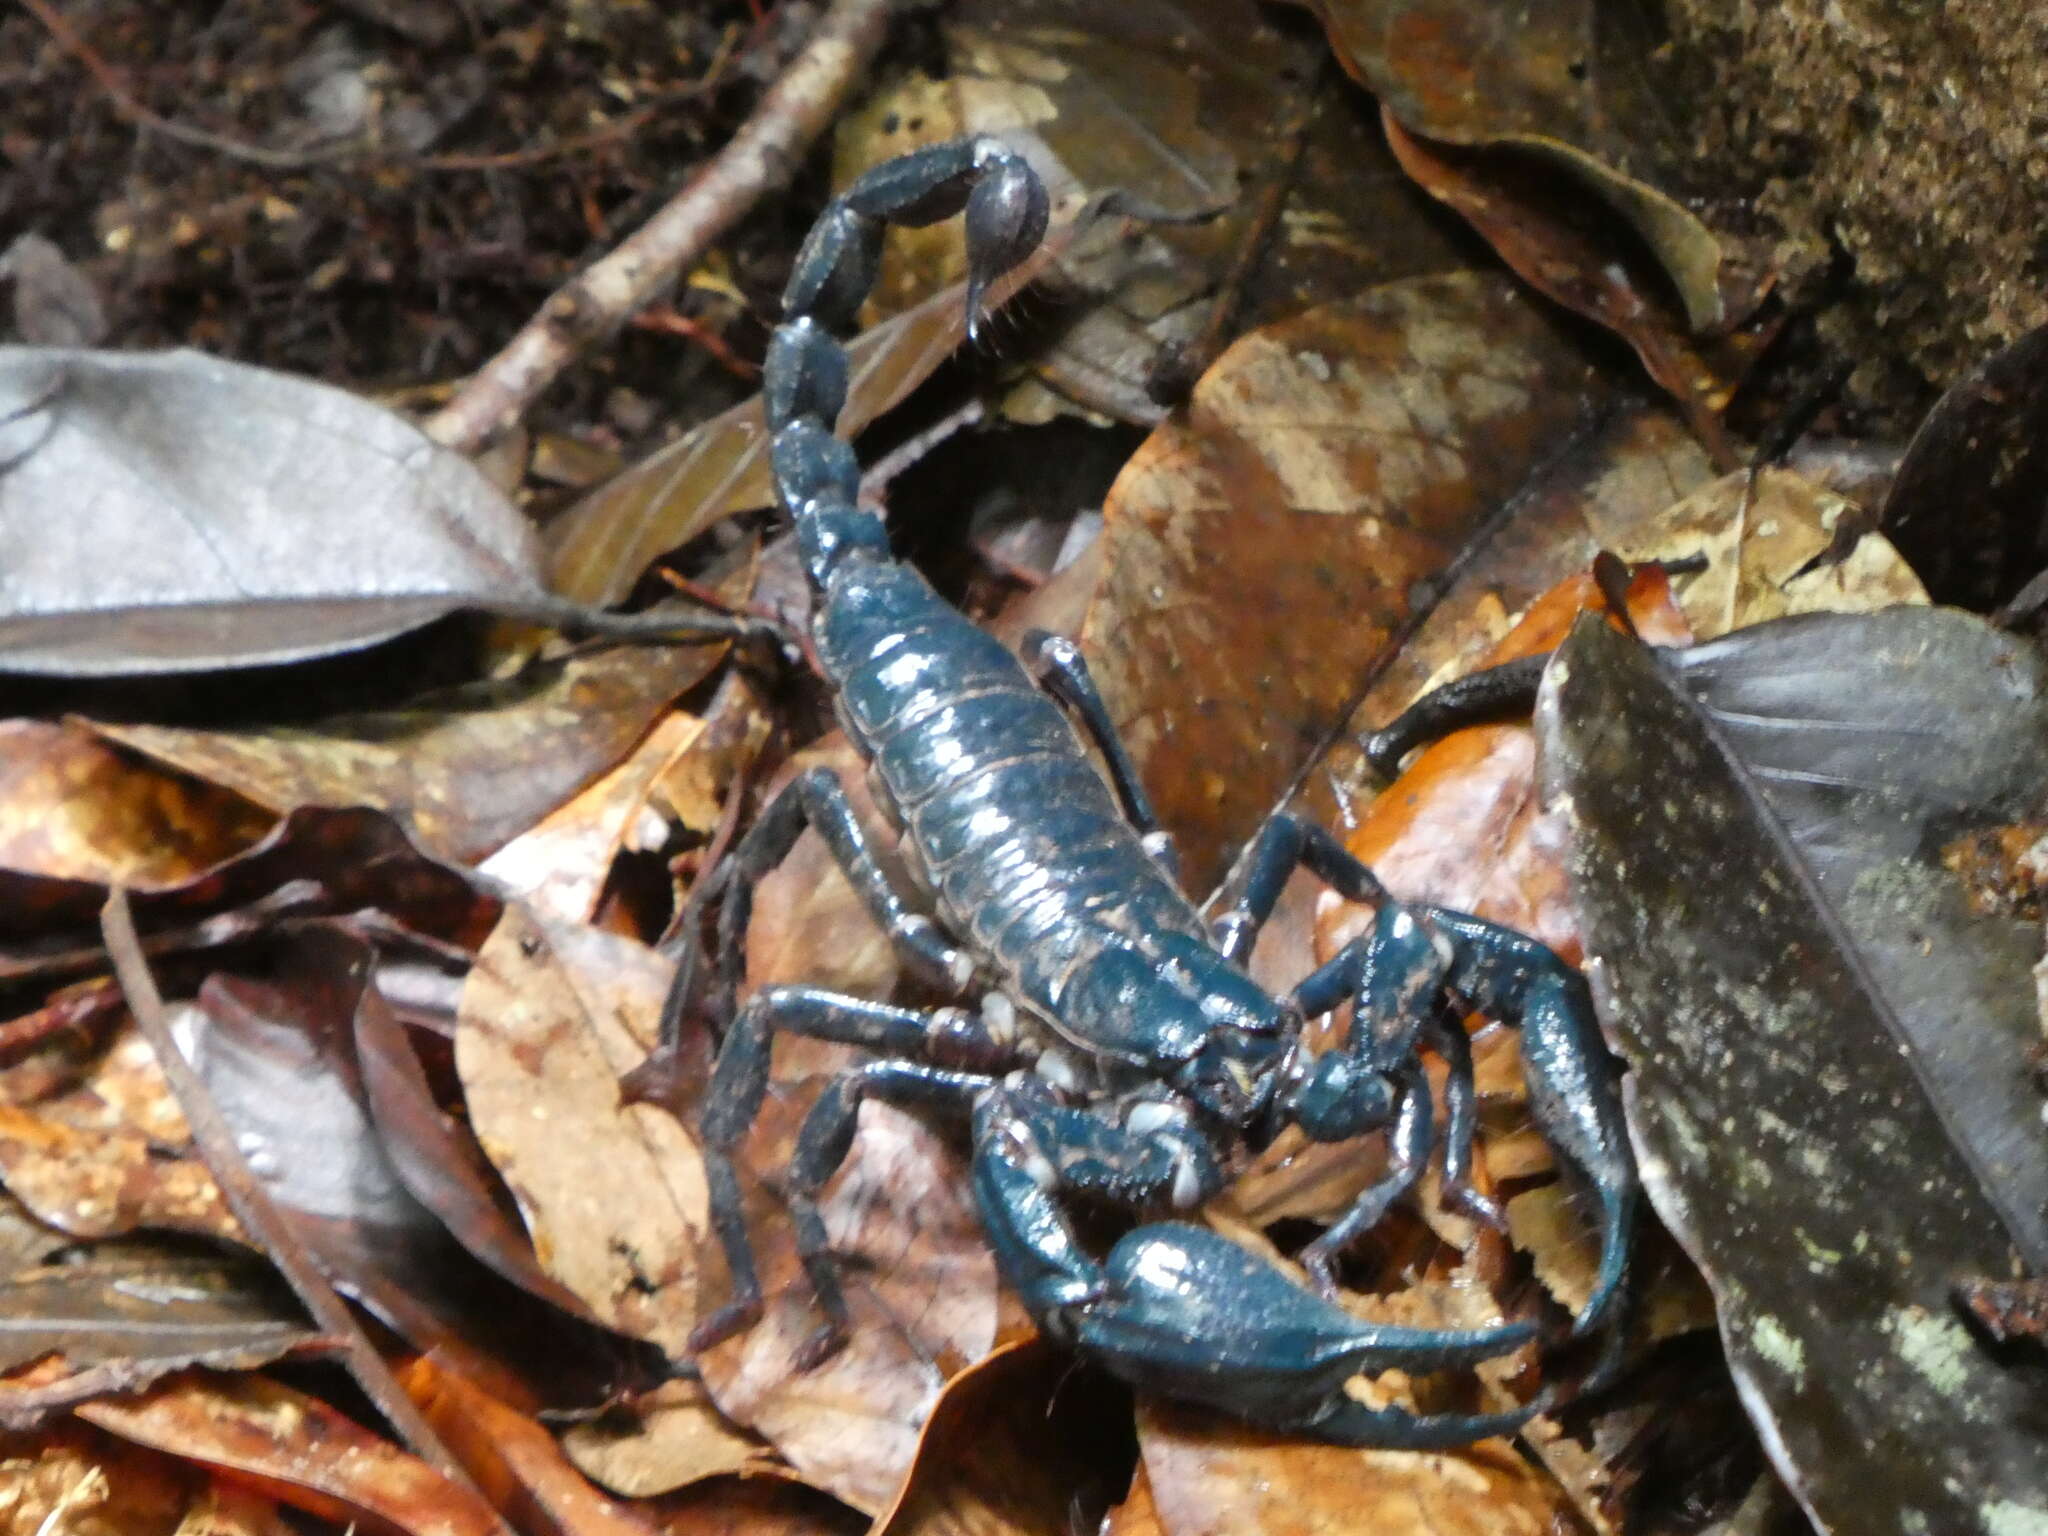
(668, 136, 1637, 1447)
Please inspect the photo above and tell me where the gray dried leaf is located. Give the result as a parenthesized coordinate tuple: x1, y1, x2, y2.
(0, 347, 551, 674)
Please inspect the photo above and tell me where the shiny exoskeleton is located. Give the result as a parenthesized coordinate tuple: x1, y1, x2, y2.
(673, 136, 1637, 1447)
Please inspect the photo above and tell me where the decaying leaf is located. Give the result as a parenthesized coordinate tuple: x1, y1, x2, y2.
(557, 1377, 769, 1499)
(1540, 614, 2048, 1534)
(480, 711, 707, 925)
(545, 257, 1043, 609)
(0, 805, 499, 989)
(0, 1420, 296, 1536)
(1082, 271, 1620, 891)
(1135, 1398, 1580, 1536)
(97, 640, 723, 865)
(400, 1354, 660, 1536)
(78, 1370, 507, 1536)
(0, 347, 554, 674)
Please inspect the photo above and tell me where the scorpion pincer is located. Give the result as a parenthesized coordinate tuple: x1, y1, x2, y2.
(670, 136, 1638, 1447)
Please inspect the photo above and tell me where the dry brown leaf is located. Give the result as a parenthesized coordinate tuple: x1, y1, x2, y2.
(0, 721, 271, 888)
(481, 711, 707, 926)
(1135, 1398, 1581, 1536)
(456, 906, 706, 1353)
(1102, 1463, 1169, 1536)
(558, 1378, 770, 1500)
(78, 1371, 505, 1536)
(645, 1476, 866, 1536)
(1083, 272, 1620, 892)
(1291, 0, 1768, 334)
(95, 640, 723, 865)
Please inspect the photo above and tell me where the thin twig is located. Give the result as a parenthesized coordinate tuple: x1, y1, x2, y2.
(424, 0, 894, 455)
(99, 891, 488, 1503)
(19, 0, 361, 170)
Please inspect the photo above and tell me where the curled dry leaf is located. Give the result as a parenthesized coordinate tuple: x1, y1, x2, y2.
(696, 1095, 998, 1518)
(97, 640, 724, 866)
(1290, 0, 1768, 334)
(1382, 112, 1768, 448)
(0, 347, 551, 675)
(1083, 272, 1618, 893)
(456, 906, 708, 1355)
(0, 721, 271, 888)
(545, 257, 1045, 609)
(0, 805, 499, 989)
(77, 1371, 505, 1536)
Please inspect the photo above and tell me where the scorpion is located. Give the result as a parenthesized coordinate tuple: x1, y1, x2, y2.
(667, 136, 1638, 1447)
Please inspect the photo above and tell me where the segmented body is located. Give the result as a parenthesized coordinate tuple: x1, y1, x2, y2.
(819, 559, 1209, 1043)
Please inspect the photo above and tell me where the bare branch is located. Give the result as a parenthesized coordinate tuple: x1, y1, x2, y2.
(424, 0, 894, 455)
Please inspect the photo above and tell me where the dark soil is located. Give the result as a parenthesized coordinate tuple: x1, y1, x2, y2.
(1663, 0, 2048, 427)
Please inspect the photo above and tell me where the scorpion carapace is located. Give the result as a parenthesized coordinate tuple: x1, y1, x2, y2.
(668, 135, 1638, 1448)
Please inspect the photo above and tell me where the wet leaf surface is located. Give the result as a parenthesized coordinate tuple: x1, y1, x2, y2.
(97, 641, 723, 865)
(0, 348, 551, 674)
(1880, 319, 2048, 609)
(77, 1370, 508, 1536)
(1082, 272, 1617, 891)
(1540, 614, 2048, 1534)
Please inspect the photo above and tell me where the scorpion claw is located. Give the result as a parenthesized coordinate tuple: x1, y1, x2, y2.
(1066, 1223, 1537, 1440)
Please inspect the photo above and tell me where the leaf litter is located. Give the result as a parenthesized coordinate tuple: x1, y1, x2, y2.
(3, 3, 2046, 1532)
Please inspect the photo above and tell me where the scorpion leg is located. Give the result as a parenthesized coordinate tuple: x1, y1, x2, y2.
(1419, 905, 1636, 1336)
(693, 986, 1019, 1353)
(1297, 1058, 1432, 1295)
(1019, 629, 1177, 877)
(1360, 653, 1552, 780)
(715, 765, 975, 995)
(784, 1059, 1001, 1369)
(1426, 1006, 1506, 1229)
(1212, 811, 1385, 963)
